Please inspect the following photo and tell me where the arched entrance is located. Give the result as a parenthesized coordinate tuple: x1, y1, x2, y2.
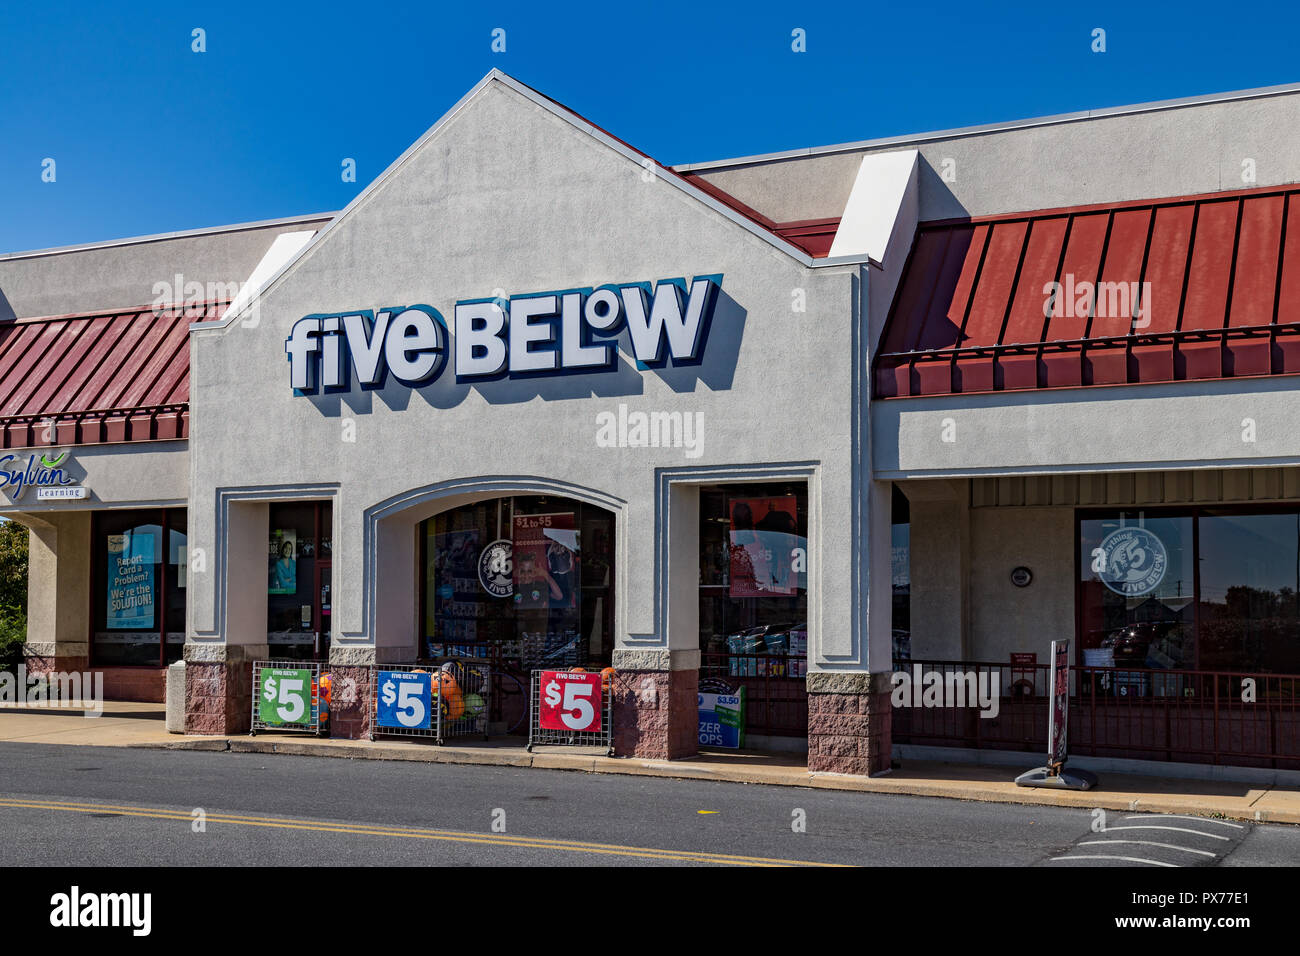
(416, 493, 616, 736)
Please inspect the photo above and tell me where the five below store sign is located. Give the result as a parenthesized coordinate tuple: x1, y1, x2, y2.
(284, 276, 721, 390)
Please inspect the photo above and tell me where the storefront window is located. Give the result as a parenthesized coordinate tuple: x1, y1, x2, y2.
(92, 508, 186, 666)
(1078, 507, 1300, 674)
(697, 482, 808, 672)
(164, 512, 187, 663)
(419, 495, 615, 669)
(1079, 512, 1195, 669)
(1198, 511, 1300, 673)
(266, 501, 332, 661)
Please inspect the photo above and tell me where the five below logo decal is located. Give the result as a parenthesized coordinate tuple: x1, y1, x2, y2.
(284, 275, 720, 392)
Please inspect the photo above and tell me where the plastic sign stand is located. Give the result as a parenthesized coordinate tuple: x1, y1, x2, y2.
(1015, 638, 1099, 791)
(1015, 764, 1098, 791)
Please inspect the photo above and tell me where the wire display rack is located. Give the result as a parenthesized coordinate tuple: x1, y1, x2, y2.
(370, 660, 491, 745)
(250, 661, 323, 735)
(433, 658, 492, 743)
(526, 669, 613, 754)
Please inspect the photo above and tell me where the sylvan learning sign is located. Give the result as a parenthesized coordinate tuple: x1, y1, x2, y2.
(0, 452, 81, 501)
(285, 276, 721, 392)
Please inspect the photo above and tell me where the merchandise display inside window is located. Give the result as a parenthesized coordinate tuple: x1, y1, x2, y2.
(266, 501, 332, 661)
(698, 482, 808, 682)
(91, 508, 187, 666)
(420, 495, 616, 730)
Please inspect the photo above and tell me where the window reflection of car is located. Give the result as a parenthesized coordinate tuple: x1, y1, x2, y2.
(1103, 621, 1180, 666)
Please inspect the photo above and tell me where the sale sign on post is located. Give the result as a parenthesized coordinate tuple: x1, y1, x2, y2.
(1048, 639, 1070, 768)
(258, 667, 314, 726)
(539, 670, 602, 732)
(377, 671, 433, 730)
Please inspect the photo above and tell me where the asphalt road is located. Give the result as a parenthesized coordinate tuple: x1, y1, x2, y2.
(0, 743, 1296, 867)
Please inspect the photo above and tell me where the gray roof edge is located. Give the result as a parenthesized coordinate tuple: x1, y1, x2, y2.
(673, 81, 1300, 173)
(0, 212, 338, 262)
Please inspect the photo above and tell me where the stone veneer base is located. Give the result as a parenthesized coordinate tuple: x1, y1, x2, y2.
(806, 671, 894, 777)
(326, 665, 374, 740)
(611, 668, 698, 760)
(184, 646, 267, 735)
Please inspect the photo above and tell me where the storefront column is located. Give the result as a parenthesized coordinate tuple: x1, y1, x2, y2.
(319, 506, 419, 740)
(610, 650, 698, 759)
(185, 501, 268, 734)
(612, 483, 698, 759)
(21, 511, 91, 680)
(326, 647, 375, 740)
(901, 479, 970, 659)
(807, 479, 894, 776)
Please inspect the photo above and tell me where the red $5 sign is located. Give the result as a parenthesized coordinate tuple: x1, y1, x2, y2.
(538, 670, 602, 732)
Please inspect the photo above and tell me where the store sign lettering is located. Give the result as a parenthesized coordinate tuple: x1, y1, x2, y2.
(0, 452, 79, 500)
(285, 275, 721, 393)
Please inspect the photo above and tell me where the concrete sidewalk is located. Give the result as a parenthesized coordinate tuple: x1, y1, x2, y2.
(2, 702, 1297, 824)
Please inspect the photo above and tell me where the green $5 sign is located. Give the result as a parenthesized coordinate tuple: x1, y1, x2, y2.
(258, 667, 314, 726)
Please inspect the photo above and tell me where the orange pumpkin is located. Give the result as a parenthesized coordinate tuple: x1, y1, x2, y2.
(432, 671, 464, 720)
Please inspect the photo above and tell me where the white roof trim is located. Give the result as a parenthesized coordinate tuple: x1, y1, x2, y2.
(675, 81, 1300, 172)
(0, 213, 335, 262)
(218, 230, 318, 323)
(828, 150, 919, 262)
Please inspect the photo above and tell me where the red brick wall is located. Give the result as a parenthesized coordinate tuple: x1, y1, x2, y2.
(95, 667, 166, 703)
(20, 655, 160, 703)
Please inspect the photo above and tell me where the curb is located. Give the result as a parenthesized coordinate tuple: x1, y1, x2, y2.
(141, 735, 1299, 826)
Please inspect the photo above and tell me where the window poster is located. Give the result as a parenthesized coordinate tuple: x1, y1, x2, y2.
(269, 529, 298, 595)
(512, 513, 578, 612)
(107, 531, 155, 630)
(729, 497, 802, 598)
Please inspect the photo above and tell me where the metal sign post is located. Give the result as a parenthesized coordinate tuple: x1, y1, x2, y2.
(1015, 640, 1098, 790)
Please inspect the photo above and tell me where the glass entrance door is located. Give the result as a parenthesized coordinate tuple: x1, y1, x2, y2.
(267, 500, 333, 661)
(315, 562, 332, 662)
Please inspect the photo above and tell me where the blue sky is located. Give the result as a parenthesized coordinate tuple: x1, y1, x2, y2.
(1, 1, 1296, 253)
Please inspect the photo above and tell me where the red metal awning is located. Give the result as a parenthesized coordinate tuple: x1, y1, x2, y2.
(0, 301, 224, 448)
(875, 184, 1300, 397)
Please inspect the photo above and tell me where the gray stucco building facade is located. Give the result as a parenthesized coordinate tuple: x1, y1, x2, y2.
(6, 72, 1300, 775)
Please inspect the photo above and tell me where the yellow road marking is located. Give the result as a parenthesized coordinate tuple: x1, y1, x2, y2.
(0, 797, 845, 867)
